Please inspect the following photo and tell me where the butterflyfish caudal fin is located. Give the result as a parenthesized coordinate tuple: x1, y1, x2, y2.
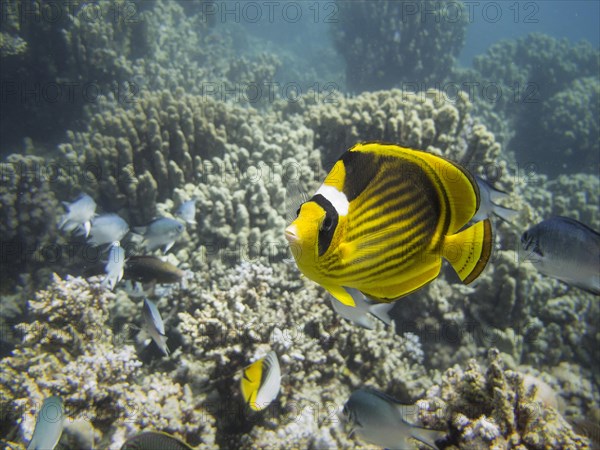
(240, 351, 281, 411)
(442, 219, 493, 284)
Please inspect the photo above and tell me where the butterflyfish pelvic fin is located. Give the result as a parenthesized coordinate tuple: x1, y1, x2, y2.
(326, 284, 356, 307)
(443, 219, 493, 284)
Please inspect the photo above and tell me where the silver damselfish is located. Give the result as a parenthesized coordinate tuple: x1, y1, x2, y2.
(342, 387, 445, 449)
(521, 216, 600, 294)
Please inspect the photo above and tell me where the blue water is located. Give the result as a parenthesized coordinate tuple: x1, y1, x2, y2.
(460, 1, 600, 65)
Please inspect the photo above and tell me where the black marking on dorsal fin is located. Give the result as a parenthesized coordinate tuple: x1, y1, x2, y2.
(340, 149, 379, 201)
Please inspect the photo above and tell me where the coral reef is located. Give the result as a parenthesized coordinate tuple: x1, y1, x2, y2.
(538, 77, 599, 173)
(465, 33, 600, 176)
(417, 350, 590, 449)
(0, 0, 132, 150)
(331, 0, 467, 91)
(0, 0, 28, 58)
(1, 263, 432, 448)
(0, 153, 60, 288)
(175, 261, 431, 448)
(0, 274, 214, 448)
(0, 0, 281, 153)
(40, 86, 509, 288)
(1, 8, 598, 448)
(279, 88, 506, 185)
(51, 90, 319, 287)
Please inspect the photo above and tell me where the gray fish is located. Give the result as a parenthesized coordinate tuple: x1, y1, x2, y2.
(101, 242, 125, 290)
(120, 431, 193, 450)
(342, 387, 445, 449)
(134, 218, 185, 253)
(521, 216, 600, 294)
(142, 298, 169, 356)
(176, 200, 197, 225)
(472, 176, 519, 223)
(88, 214, 129, 247)
(27, 396, 65, 450)
(58, 194, 96, 237)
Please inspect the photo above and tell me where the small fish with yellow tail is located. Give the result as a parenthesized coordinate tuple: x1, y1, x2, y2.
(285, 142, 493, 306)
(240, 351, 281, 411)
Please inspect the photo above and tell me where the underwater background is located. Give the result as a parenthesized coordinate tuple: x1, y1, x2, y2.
(0, 0, 598, 448)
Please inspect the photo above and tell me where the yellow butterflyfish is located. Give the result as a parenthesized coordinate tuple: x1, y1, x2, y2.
(285, 142, 493, 307)
(240, 351, 281, 411)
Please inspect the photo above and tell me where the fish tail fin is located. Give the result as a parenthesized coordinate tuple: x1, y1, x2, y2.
(443, 219, 493, 284)
(132, 226, 147, 235)
(492, 204, 520, 223)
(58, 215, 67, 229)
(159, 336, 170, 356)
(411, 426, 446, 448)
(368, 302, 394, 326)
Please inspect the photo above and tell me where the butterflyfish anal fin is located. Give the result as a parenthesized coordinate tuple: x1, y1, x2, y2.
(443, 219, 493, 284)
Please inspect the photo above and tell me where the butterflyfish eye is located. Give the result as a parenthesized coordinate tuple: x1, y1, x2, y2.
(311, 194, 339, 256)
(321, 216, 333, 231)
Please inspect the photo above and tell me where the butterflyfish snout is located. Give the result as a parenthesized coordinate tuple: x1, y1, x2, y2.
(284, 224, 299, 244)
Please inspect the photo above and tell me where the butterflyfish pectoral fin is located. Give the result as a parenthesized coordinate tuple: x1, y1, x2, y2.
(443, 219, 493, 284)
(325, 284, 356, 307)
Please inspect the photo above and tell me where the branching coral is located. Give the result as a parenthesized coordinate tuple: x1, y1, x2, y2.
(174, 261, 430, 448)
(417, 350, 590, 449)
(0, 274, 215, 448)
(0, 154, 60, 287)
(283, 88, 505, 182)
(332, 0, 467, 92)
